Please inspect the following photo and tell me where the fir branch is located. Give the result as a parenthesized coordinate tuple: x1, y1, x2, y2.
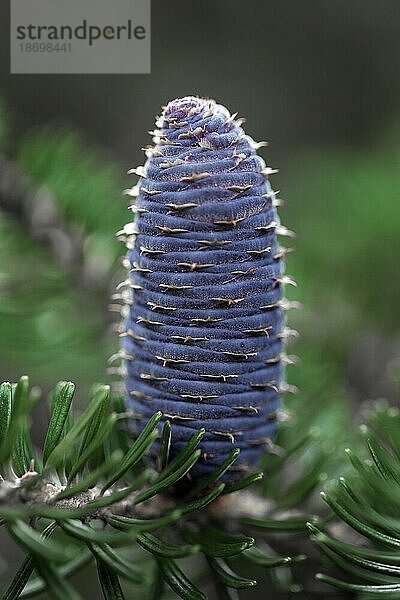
(310, 401, 400, 596)
(0, 376, 319, 599)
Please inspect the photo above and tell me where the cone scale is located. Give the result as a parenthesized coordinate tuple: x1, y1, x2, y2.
(120, 96, 295, 480)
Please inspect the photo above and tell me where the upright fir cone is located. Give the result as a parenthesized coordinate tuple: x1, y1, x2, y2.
(119, 96, 297, 481)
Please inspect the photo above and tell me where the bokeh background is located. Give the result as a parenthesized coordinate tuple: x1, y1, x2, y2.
(0, 1, 400, 598)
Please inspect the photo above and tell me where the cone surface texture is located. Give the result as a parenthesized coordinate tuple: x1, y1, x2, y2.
(122, 96, 291, 479)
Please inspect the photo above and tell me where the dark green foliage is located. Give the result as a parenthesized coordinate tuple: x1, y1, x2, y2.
(0, 376, 320, 600)
(310, 402, 400, 598)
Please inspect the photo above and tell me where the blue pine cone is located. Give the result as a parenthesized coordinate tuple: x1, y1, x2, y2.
(121, 96, 296, 481)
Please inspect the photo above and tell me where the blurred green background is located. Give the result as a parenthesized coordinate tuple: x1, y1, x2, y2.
(0, 1, 400, 597)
